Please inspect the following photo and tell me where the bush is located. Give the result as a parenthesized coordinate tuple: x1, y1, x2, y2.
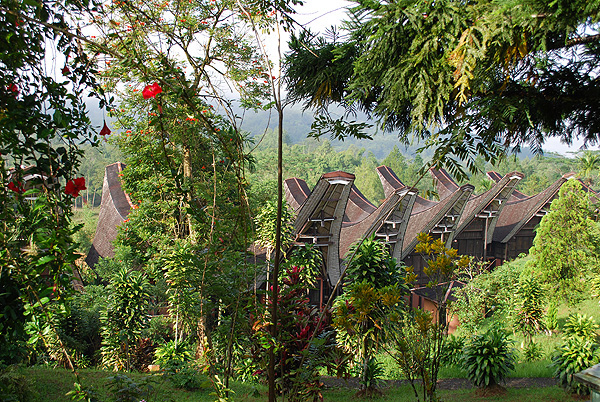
(441, 335, 464, 366)
(522, 340, 544, 362)
(106, 373, 156, 402)
(154, 340, 203, 390)
(462, 327, 516, 388)
(551, 336, 599, 395)
(0, 365, 34, 402)
(453, 284, 487, 333)
(563, 313, 599, 339)
(143, 316, 173, 345)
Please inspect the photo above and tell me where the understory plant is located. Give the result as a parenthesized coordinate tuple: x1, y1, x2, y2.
(388, 233, 471, 402)
(389, 309, 444, 402)
(251, 265, 348, 401)
(153, 340, 203, 390)
(462, 326, 516, 389)
(552, 313, 600, 395)
(334, 235, 409, 397)
(100, 268, 151, 371)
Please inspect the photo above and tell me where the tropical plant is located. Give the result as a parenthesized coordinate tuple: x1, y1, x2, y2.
(251, 266, 349, 401)
(522, 341, 544, 362)
(441, 335, 465, 366)
(546, 301, 559, 332)
(254, 199, 295, 261)
(462, 326, 516, 389)
(452, 282, 487, 333)
(334, 236, 409, 397)
(0, 365, 34, 402)
(1, 0, 103, 371)
(514, 275, 546, 346)
(530, 180, 600, 303)
(100, 268, 151, 371)
(552, 336, 600, 395)
(107, 373, 156, 402)
(389, 309, 444, 402)
(563, 313, 599, 340)
(577, 150, 600, 186)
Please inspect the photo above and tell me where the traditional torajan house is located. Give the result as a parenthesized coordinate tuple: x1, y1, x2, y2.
(89, 162, 593, 312)
(284, 171, 356, 306)
(85, 162, 134, 268)
(376, 165, 473, 284)
(430, 168, 524, 262)
(486, 172, 576, 261)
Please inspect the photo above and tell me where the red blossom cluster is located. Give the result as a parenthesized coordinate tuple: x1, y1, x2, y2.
(64, 177, 86, 197)
(142, 82, 162, 99)
(8, 181, 24, 194)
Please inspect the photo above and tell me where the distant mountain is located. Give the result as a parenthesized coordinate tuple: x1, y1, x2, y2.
(239, 105, 542, 161)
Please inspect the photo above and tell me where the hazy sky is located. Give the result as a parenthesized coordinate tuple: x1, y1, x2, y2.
(86, 0, 595, 157)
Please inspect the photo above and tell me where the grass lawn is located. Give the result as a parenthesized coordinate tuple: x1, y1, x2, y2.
(16, 366, 583, 402)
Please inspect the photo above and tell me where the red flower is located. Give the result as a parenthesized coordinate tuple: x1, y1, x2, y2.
(100, 121, 111, 137)
(62, 66, 70, 75)
(64, 177, 86, 197)
(7, 181, 24, 194)
(7, 83, 18, 97)
(142, 82, 162, 99)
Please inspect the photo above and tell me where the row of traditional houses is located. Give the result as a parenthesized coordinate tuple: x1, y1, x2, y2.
(85, 162, 595, 331)
(282, 166, 597, 319)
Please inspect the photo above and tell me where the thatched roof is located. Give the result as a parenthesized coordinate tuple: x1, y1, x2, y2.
(431, 168, 524, 244)
(292, 171, 355, 286)
(493, 173, 575, 243)
(85, 162, 133, 268)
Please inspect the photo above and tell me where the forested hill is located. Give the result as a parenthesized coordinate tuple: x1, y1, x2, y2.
(77, 109, 591, 210)
(239, 105, 537, 160)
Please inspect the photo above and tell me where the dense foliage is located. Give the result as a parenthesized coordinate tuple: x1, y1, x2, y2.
(530, 180, 600, 303)
(552, 315, 600, 395)
(0, 0, 103, 366)
(286, 0, 600, 179)
(462, 326, 516, 389)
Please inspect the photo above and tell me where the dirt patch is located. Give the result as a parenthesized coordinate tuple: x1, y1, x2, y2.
(474, 384, 507, 397)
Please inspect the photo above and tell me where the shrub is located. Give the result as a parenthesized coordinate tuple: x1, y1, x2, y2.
(441, 335, 464, 366)
(0, 365, 34, 402)
(358, 357, 384, 393)
(522, 340, 544, 362)
(452, 284, 487, 333)
(154, 340, 193, 368)
(563, 313, 599, 339)
(154, 340, 203, 390)
(462, 327, 516, 388)
(513, 275, 546, 344)
(551, 336, 599, 395)
(106, 373, 156, 402)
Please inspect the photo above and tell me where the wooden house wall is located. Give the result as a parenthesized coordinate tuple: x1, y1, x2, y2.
(490, 217, 540, 261)
(408, 293, 459, 334)
(451, 219, 486, 259)
(403, 253, 429, 285)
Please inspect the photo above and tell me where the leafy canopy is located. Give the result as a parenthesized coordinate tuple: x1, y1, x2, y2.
(285, 0, 600, 180)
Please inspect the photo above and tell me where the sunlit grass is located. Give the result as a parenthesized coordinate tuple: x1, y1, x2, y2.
(21, 366, 582, 402)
